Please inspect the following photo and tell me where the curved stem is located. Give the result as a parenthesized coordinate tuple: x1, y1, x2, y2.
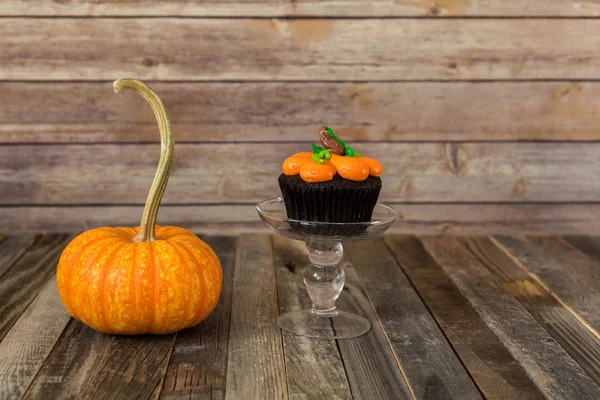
(113, 78, 174, 242)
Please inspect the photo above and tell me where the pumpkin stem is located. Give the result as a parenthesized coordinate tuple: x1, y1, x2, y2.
(114, 78, 174, 243)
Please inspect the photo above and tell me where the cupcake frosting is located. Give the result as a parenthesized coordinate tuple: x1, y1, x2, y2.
(282, 126, 383, 183)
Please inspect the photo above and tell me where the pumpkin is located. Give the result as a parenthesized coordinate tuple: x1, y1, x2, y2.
(57, 78, 222, 335)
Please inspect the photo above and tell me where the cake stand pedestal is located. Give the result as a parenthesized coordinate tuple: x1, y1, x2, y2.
(257, 197, 397, 339)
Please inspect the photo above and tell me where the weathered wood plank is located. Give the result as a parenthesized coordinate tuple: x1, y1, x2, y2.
(5, 203, 600, 236)
(493, 236, 600, 335)
(160, 236, 236, 400)
(0, 277, 71, 399)
(334, 260, 413, 399)
(24, 322, 175, 400)
(422, 236, 600, 399)
(3, 0, 600, 16)
(4, 81, 600, 143)
(272, 235, 352, 400)
(526, 237, 600, 294)
(464, 237, 600, 387)
(225, 234, 287, 400)
(3, 19, 600, 80)
(3, 142, 600, 204)
(0, 234, 71, 342)
(565, 236, 600, 263)
(0, 234, 38, 278)
(345, 239, 481, 399)
(384, 235, 545, 399)
(1, 205, 267, 235)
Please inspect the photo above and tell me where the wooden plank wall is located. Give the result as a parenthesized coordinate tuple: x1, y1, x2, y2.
(1, 1, 600, 235)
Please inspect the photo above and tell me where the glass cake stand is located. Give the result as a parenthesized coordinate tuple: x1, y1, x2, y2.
(256, 197, 398, 339)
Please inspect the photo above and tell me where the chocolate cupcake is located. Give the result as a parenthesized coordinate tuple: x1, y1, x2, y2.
(279, 126, 383, 235)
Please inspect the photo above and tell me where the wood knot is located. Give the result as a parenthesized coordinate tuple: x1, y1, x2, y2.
(512, 177, 529, 197)
(440, 224, 453, 232)
(142, 58, 156, 67)
(558, 82, 582, 98)
(444, 143, 466, 175)
(285, 260, 296, 273)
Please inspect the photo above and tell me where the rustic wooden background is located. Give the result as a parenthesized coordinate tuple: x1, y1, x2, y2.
(1, 1, 600, 235)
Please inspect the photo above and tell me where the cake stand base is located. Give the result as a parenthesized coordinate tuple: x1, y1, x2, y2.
(277, 309, 371, 339)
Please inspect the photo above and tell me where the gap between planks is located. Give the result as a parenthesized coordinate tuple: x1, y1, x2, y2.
(463, 237, 600, 388)
(345, 239, 481, 399)
(422, 236, 600, 398)
(270, 235, 415, 400)
(491, 236, 600, 342)
(271, 234, 353, 400)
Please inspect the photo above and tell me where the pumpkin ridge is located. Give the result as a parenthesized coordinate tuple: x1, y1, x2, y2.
(157, 241, 176, 331)
(200, 244, 223, 318)
(157, 231, 196, 241)
(128, 241, 139, 332)
(99, 241, 129, 333)
(172, 240, 208, 325)
(61, 233, 122, 322)
(136, 241, 154, 333)
(70, 236, 122, 328)
(173, 237, 215, 251)
(148, 243, 157, 333)
(165, 240, 194, 327)
(115, 227, 136, 241)
(58, 238, 88, 319)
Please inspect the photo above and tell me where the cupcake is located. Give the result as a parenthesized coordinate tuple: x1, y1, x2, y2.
(279, 126, 383, 234)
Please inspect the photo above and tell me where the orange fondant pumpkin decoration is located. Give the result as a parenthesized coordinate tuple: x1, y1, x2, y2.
(57, 79, 222, 335)
(282, 153, 382, 183)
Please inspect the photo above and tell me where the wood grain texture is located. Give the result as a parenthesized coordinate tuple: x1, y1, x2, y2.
(384, 235, 544, 399)
(3, 19, 600, 81)
(225, 234, 287, 400)
(565, 236, 600, 263)
(160, 236, 236, 400)
(422, 236, 600, 399)
(24, 321, 175, 400)
(464, 237, 600, 387)
(5, 203, 600, 236)
(0, 234, 38, 278)
(0, 277, 71, 399)
(3, 142, 600, 205)
(1, 205, 266, 235)
(0, 234, 71, 342)
(4, 81, 600, 143)
(494, 236, 600, 335)
(272, 235, 351, 400)
(526, 237, 600, 294)
(345, 239, 481, 399)
(335, 262, 414, 399)
(3, 0, 600, 16)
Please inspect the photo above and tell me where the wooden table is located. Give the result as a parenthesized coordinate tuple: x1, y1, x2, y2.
(2, 233, 600, 399)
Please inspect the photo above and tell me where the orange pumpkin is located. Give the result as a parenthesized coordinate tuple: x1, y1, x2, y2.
(57, 79, 222, 335)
